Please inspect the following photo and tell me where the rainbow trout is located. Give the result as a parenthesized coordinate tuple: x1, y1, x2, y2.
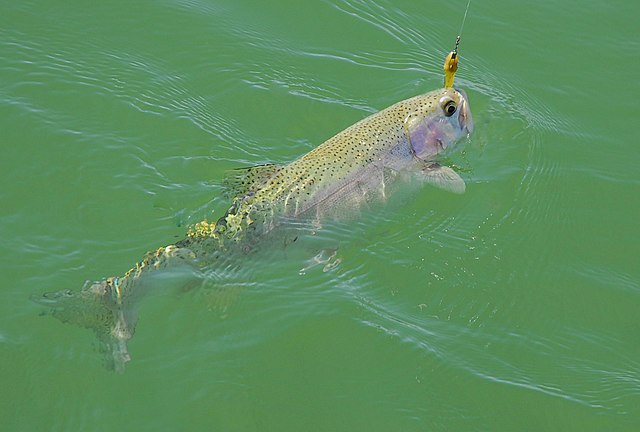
(35, 87, 473, 371)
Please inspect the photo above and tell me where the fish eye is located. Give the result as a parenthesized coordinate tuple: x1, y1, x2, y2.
(443, 100, 457, 117)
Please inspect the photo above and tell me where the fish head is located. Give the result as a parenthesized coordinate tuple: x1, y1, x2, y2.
(405, 87, 473, 160)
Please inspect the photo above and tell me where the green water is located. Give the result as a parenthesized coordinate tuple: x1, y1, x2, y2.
(1, 0, 638, 430)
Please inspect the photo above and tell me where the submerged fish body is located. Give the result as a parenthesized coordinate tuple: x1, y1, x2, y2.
(35, 86, 473, 371)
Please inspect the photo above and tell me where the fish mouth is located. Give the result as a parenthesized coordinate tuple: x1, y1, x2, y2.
(456, 89, 474, 134)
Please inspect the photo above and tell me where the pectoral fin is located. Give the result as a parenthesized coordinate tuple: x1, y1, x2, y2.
(420, 163, 466, 194)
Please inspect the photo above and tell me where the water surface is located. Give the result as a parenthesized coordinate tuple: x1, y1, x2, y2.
(1, 1, 638, 430)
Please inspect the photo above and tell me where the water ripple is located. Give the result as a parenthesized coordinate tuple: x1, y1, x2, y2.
(0, 27, 255, 156)
(327, 0, 432, 48)
(354, 294, 639, 414)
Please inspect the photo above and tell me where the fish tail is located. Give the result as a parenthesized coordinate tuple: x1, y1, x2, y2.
(32, 277, 135, 372)
(33, 244, 198, 372)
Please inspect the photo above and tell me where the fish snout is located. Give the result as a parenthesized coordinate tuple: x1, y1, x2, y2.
(458, 96, 473, 135)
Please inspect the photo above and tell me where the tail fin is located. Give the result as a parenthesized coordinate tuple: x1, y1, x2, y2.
(33, 277, 137, 373)
(33, 242, 206, 371)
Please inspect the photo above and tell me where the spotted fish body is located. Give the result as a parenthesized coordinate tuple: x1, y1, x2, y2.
(35, 86, 473, 371)
(206, 87, 472, 242)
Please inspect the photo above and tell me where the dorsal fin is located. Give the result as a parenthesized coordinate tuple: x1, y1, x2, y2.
(222, 164, 282, 198)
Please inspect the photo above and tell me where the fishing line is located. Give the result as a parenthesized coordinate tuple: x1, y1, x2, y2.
(443, 0, 472, 88)
(458, 0, 472, 46)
